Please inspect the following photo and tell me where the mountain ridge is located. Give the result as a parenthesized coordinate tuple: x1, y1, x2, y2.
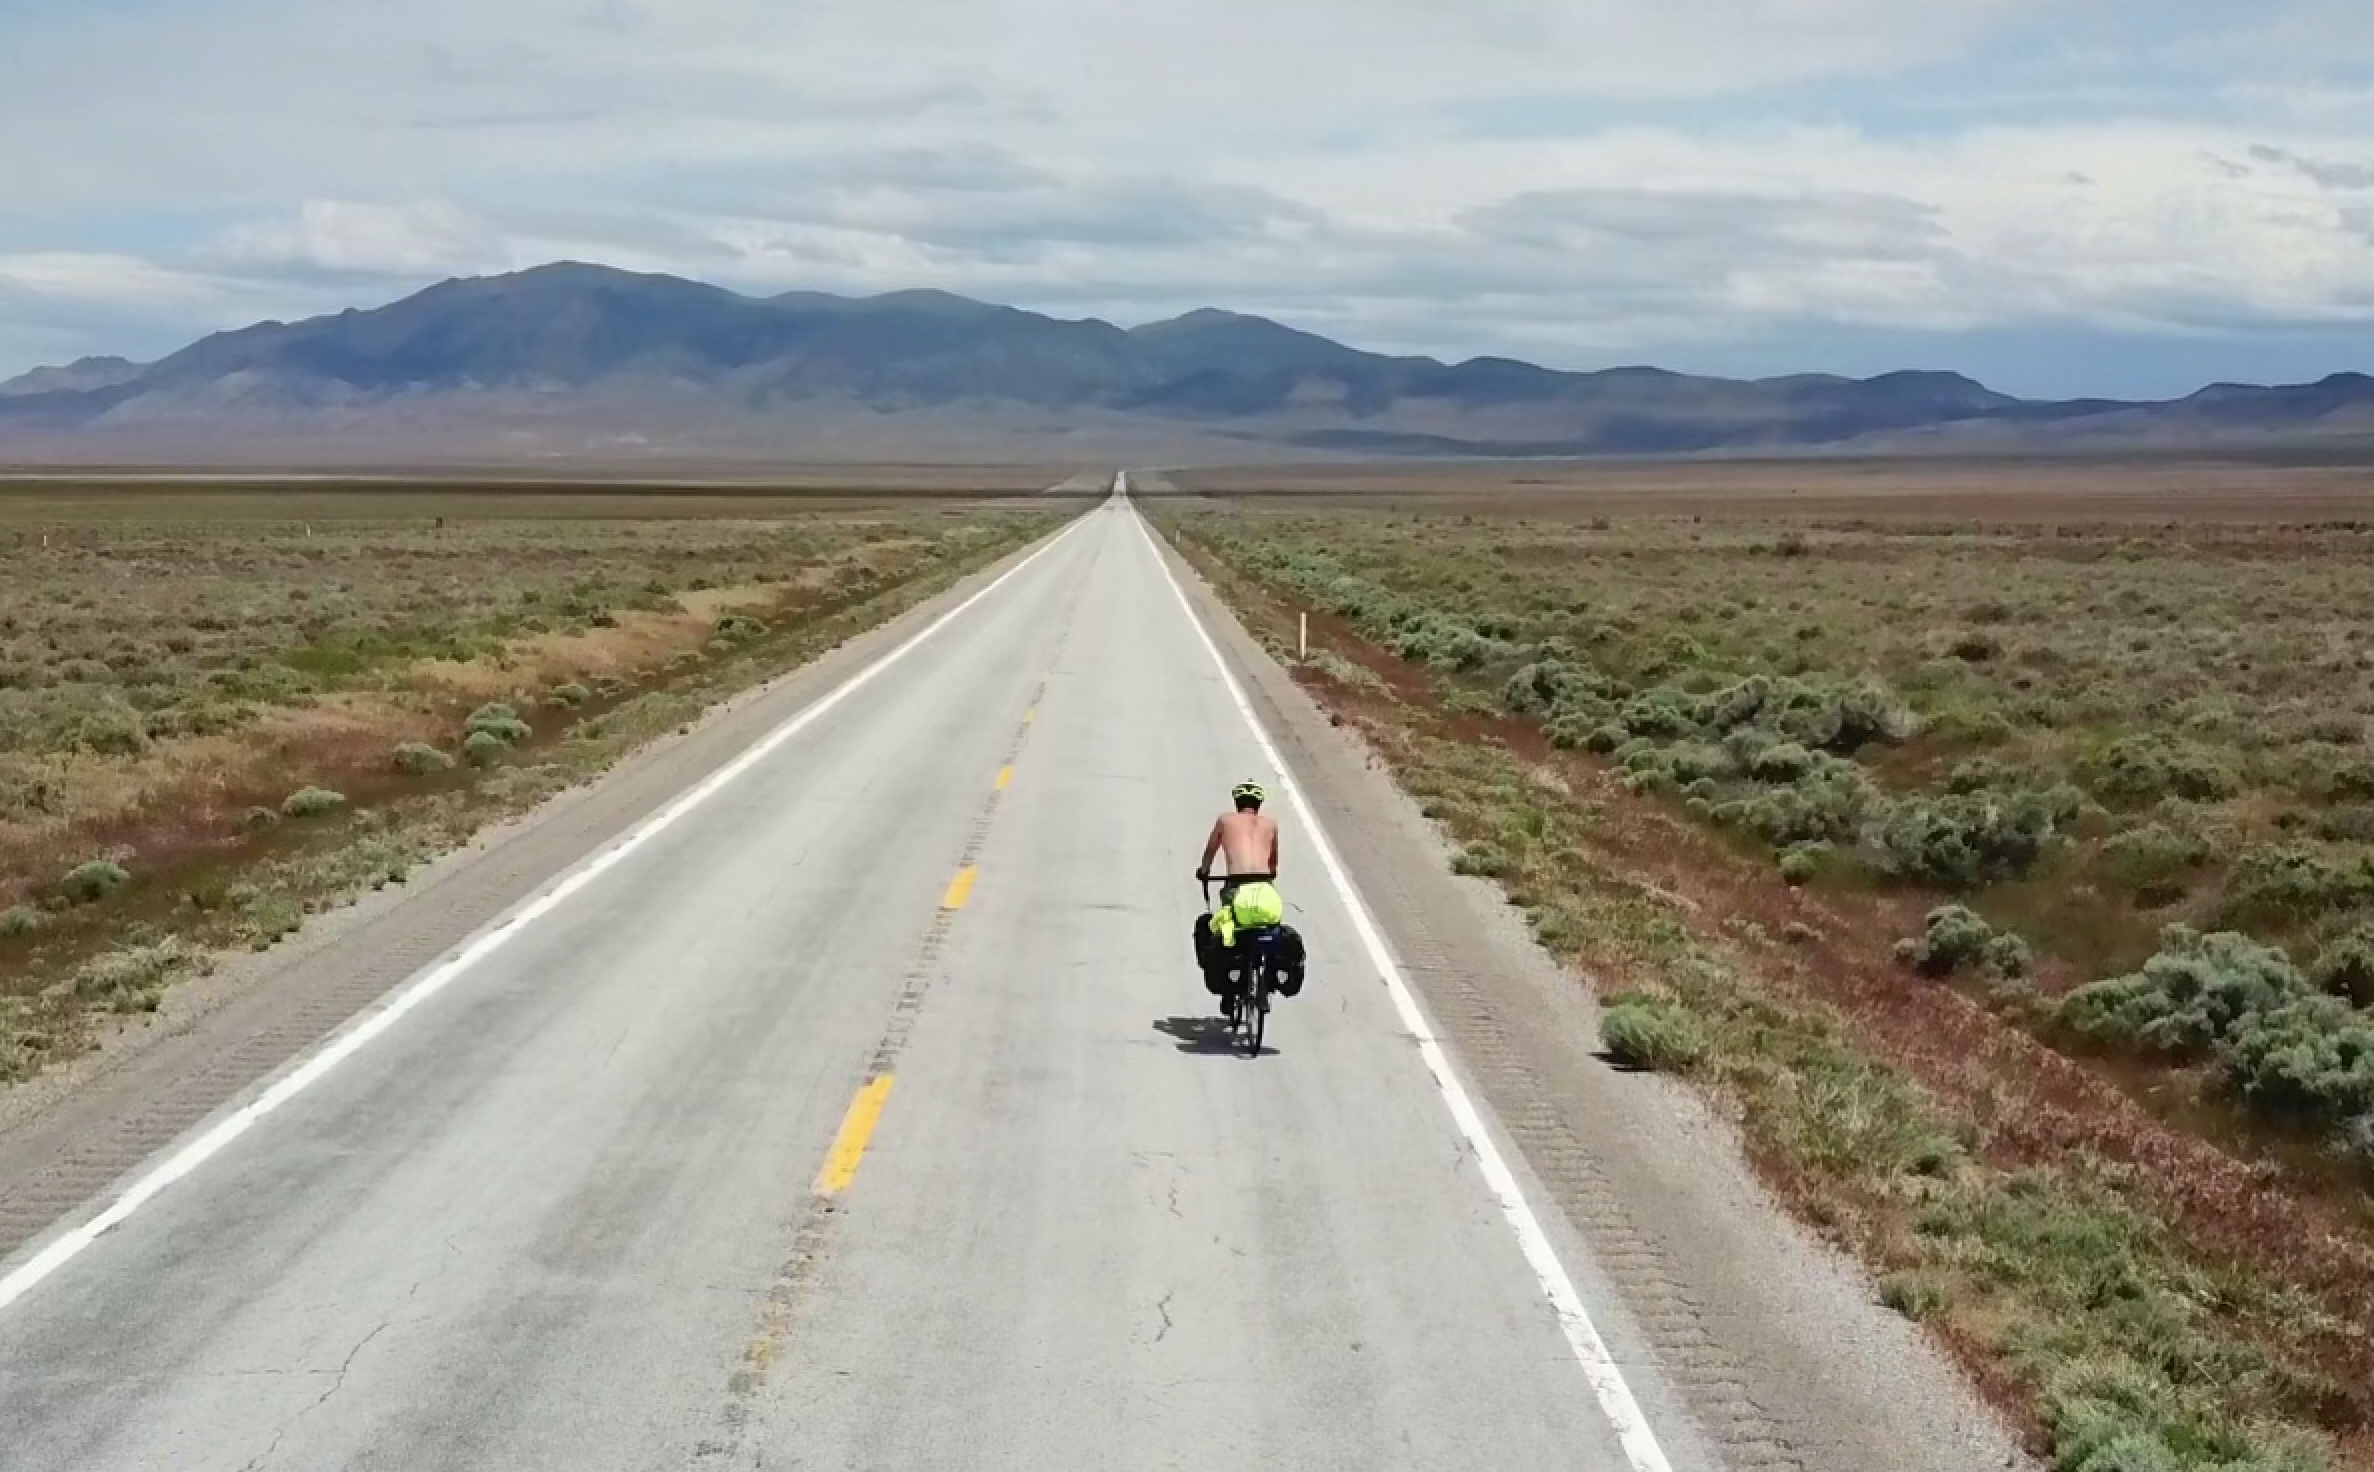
(2, 260, 2367, 465)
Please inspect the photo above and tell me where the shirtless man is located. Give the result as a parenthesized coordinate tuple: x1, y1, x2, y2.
(1194, 781, 1285, 987)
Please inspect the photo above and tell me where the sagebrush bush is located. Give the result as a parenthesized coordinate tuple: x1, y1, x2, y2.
(2101, 823, 2215, 907)
(2310, 924, 2374, 1006)
(2309, 804, 2374, 843)
(393, 741, 455, 776)
(713, 614, 769, 644)
(281, 786, 347, 819)
(2083, 734, 2242, 807)
(57, 691, 150, 757)
(1452, 843, 1512, 879)
(463, 729, 511, 766)
(1502, 659, 1605, 717)
(71, 938, 191, 1014)
(1599, 994, 1706, 1071)
(549, 682, 591, 708)
(1872, 789, 2072, 888)
(1722, 761, 1880, 848)
(2218, 994, 2374, 1129)
(1899, 905, 2031, 980)
(464, 703, 532, 747)
(57, 858, 131, 904)
(2061, 927, 2307, 1058)
(0, 904, 41, 938)
(2324, 757, 2374, 801)
(2213, 845, 2374, 929)
(1903, 905, 1997, 977)
(1746, 740, 1818, 783)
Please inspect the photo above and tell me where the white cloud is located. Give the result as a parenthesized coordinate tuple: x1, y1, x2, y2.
(1, 0, 2370, 387)
(212, 202, 497, 278)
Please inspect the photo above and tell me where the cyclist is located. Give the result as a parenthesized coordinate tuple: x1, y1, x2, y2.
(1194, 780, 1284, 993)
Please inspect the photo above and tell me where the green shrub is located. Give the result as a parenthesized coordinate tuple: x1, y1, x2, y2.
(549, 682, 591, 708)
(2309, 924, 2374, 1006)
(57, 858, 131, 905)
(714, 613, 769, 644)
(2213, 845, 2374, 929)
(1945, 757, 2013, 795)
(2218, 994, 2374, 1129)
(1502, 659, 1605, 717)
(141, 700, 253, 742)
(1984, 932, 2034, 980)
(1618, 690, 1697, 739)
(0, 905, 41, 938)
(1452, 843, 1512, 879)
(281, 786, 347, 819)
(2101, 824, 2215, 907)
(241, 894, 305, 949)
(1872, 789, 2071, 888)
(1778, 846, 1821, 886)
(2061, 928, 2308, 1058)
(1746, 741, 1818, 783)
(1769, 677, 1917, 754)
(1879, 1271, 1951, 1321)
(2083, 734, 2241, 807)
(393, 741, 455, 776)
(60, 692, 151, 757)
(2323, 757, 2374, 801)
(1900, 905, 2029, 980)
(1716, 759, 1880, 848)
(2309, 804, 2374, 843)
(1599, 994, 1707, 1072)
(464, 703, 532, 746)
(0, 759, 62, 819)
(241, 805, 281, 832)
(71, 938, 192, 1014)
(463, 729, 511, 766)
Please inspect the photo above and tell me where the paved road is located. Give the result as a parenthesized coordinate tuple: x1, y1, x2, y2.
(0, 492, 1690, 1469)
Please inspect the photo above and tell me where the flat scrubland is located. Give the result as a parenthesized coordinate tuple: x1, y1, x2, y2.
(1148, 458, 2374, 1472)
(0, 479, 1077, 1085)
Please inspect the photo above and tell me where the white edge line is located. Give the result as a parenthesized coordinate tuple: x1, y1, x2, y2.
(0, 511, 1092, 1317)
(1129, 501, 1678, 1472)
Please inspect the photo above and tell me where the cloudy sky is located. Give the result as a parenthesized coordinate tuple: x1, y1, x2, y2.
(3, 0, 2371, 396)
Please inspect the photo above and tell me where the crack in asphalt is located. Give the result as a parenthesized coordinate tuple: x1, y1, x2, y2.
(231, 1320, 388, 1471)
(1153, 1291, 1175, 1345)
(236, 1429, 285, 1472)
(305, 1321, 388, 1418)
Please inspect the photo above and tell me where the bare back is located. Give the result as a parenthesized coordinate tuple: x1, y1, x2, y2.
(1205, 809, 1279, 877)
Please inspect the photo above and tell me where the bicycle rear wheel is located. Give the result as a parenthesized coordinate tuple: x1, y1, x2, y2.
(1245, 968, 1268, 1057)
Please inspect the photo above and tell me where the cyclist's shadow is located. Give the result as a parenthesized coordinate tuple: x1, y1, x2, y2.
(1152, 1015, 1277, 1058)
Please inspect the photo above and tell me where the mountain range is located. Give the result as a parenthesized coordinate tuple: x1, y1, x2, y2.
(2, 261, 2370, 465)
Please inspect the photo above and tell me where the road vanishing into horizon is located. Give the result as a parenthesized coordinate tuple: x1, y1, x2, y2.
(0, 488, 1709, 1471)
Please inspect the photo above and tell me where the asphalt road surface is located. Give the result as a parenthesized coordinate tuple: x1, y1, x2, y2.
(0, 491, 1750, 1469)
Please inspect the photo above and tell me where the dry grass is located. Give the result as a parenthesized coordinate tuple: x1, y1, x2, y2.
(0, 481, 1072, 1081)
(1158, 454, 2374, 523)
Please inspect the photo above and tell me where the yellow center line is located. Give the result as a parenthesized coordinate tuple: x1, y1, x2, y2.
(1023, 704, 1037, 725)
(996, 765, 1014, 790)
(941, 865, 978, 910)
(815, 1076, 895, 1196)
